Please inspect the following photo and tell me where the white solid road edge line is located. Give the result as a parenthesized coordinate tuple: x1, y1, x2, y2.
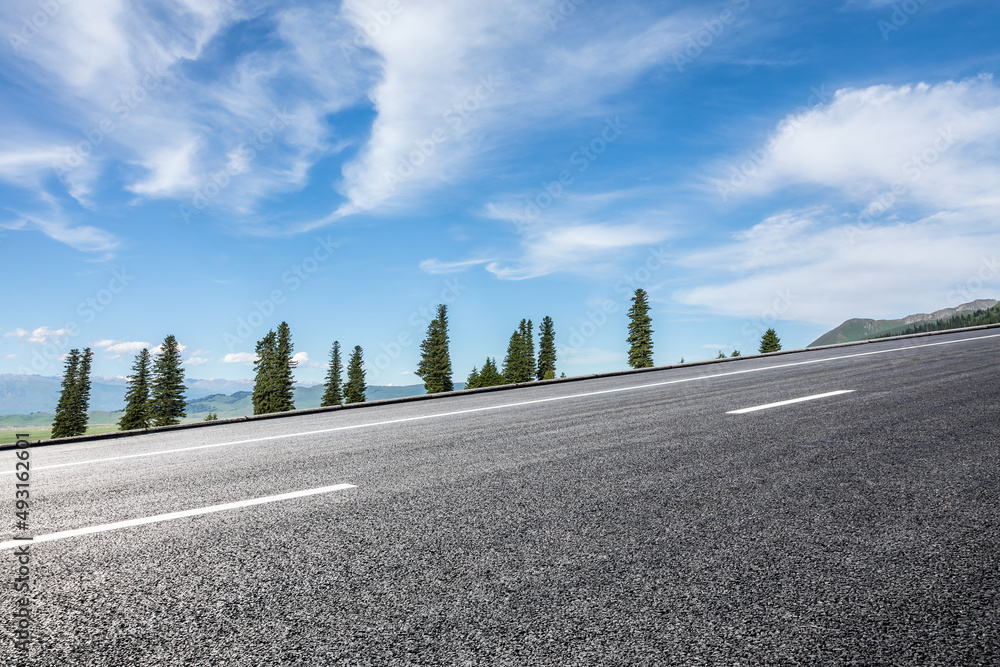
(8, 332, 999, 475)
(0, 483, 356, 551)
(727, 390, 856, 415)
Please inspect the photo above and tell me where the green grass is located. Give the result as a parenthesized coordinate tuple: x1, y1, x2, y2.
(0, 423, 122, 445)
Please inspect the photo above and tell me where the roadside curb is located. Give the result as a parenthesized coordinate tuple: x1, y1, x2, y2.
(7, 321, 1000, 450)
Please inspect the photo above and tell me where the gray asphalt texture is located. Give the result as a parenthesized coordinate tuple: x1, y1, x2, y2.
(2, 330, 999, 665)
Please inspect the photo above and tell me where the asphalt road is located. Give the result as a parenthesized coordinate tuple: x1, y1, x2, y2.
(2, 330, 999, 665)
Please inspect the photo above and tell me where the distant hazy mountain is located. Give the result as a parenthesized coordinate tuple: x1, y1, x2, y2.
(810, 299, 998, 347)
(0, 374, 446, 416)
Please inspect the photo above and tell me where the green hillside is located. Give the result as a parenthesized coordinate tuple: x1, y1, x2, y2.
(810, 299, 998, 346)
(874, 303, 1000, 339)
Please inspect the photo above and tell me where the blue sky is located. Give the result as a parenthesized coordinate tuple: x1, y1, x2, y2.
(2, 0, 999, 385)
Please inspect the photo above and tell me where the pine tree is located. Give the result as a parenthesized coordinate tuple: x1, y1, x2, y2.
(345, 345, 366, 404)
(465, 367, 481, 389)
(759, 329, 782, 354)
(479, 357, 504, 387)
(273, 321, 296, 412)
(416, 304, 454, 393)
(253, 331, 278, 415)
(502, 329, 530, 383)
(51, 349, 80, 439)
(730, 350, 741, 357)
(150, 335, 187, 427)
(519, 319, 536, 380)
(627, 288, 654, 369)
(119, 348, 152, 430)
(71, 348, 93, 436)
(321, 341, 343, 406)
(537, 315, 556, 380)
(716, 350, 726, 359)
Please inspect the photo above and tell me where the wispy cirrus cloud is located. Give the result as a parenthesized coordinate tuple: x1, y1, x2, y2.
(418, 258, 493, 275)
(313, 0, 699, 224)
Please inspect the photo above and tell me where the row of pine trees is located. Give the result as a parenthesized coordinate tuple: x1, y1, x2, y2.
(51, 288, 783, 437)
(51, 335, 188, 438)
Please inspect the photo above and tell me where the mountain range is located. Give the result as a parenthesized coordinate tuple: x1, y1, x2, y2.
(810, 299, 998, 347)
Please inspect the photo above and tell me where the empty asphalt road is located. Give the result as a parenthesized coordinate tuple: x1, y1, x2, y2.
(2, 330, 999, 665)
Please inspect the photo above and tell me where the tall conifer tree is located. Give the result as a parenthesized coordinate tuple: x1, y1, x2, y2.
(416, 304, 454, 393)
(502, 329, 531, 383)
(519, 319, 536, 380)
(150, 335, 187, 426)
(71, 347, 93, 436)
(119, 348, 152, 430)
(345, 345, 366, 403)
(321, 341, 344, 407)
(479, 357, 503, 387)
(627, 288, 654, 369)
(465, 366, 481, 390)
(51, 349, 80, 439)
(537, 316, 557, 380)
(253, 331, 277, 415)
(274, 321, 296, 411)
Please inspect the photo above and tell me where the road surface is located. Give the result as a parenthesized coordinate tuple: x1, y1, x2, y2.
(2, 330, 999, 665)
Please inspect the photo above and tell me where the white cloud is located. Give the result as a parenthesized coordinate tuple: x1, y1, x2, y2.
(419, 258, 492, 274)
(127, 140, 201, 198)
(221, 352, 256, 365)
(0, 145, 66, 188)
(1, 213, 119, 256)
(0, 0, 364, 224)
(321, 0, 695, 221)
(487, 221, 671, 280)
(93, 340, 152, 359)
(151, 341, 189, 356)
(292, 351, 323, 368)
(675, 209, 1000, 326)
(184, 356, 210, 366)
(715, 78, 1000, 211)
(683, 78, 1000, 326)
(557, 347, 623, 366)
(6, 354, 16, 359)
(1, 0, 700, 234)
(5, 326, 73, 345)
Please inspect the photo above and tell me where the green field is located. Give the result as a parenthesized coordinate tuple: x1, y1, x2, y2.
(0, 423, 122, 445)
